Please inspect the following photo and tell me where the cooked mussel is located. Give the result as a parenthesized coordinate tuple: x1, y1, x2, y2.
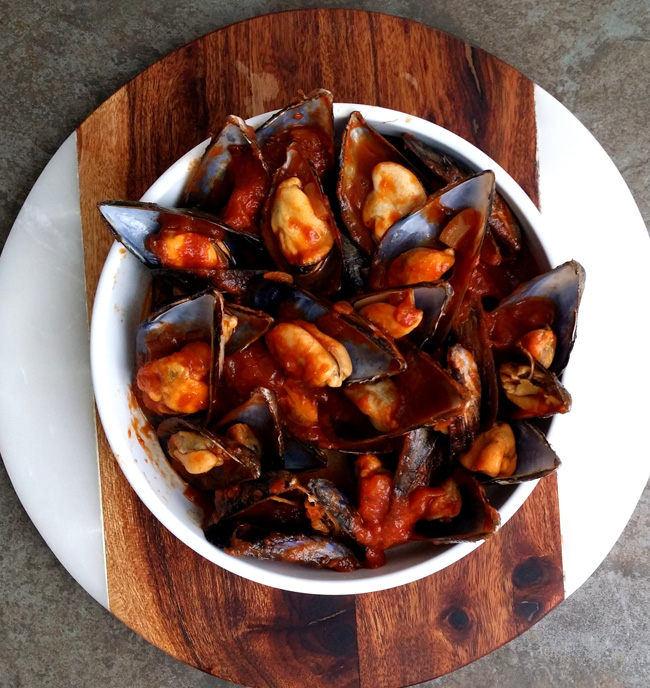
(158, 417, 262, 491)
(255, 89, 335, 180)
(488, 260, 586, 374)
(98, 201, 269, 279)
(370, 172, 495, 345)
(135, 289, 224, 420)
(319, 343, 468, 449)
(414, 468, 500, 543)
(338, 111, 428, 253)
(181, 115, 270, 233)
(260, 142, 342, 295)
(458, 420, 561, 483)
(499, 360, 572, 419)
(216, 387, 327, 473)
(349, 282, 453, 347)
(247, 277, 406, 383)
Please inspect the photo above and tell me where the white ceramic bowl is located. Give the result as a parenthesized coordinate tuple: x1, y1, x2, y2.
(91, 104, 548, 595)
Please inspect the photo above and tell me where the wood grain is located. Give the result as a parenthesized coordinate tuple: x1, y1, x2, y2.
(77, 10, 563, 686)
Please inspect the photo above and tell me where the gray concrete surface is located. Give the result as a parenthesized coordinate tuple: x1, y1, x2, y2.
(1, 1, 648, 686)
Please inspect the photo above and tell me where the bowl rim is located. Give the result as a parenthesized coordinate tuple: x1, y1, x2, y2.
(91, 102, 545, 595)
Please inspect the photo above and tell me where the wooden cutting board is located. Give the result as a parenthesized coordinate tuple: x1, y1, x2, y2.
(77, 10, 564, 686)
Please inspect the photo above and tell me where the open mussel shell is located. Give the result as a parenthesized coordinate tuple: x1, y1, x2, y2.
(484, 420, 561, 484)
(499, 359, 572, 420)
(318, 343, 468, 451)
(207, 471, 299, 528)
(338, 111, 427, 254)
(247, 277, 406, 383)
(307, 478, 362, 538)
(137, 288, 220, 360)
(216, 388, 284, 470)
(414, 468, 500, 543)
(260, 142, 343, 295)
(157, 417, 262, 491)
(402, 133, 521, 252)
(490, 260, 586, 374)
(136, 289, 224, 421)
(223, 303, 273, 357)
(370, 171, 495, 345)
(98, 201, 269, 273)
(371, 172, 495, 282)
(205, 469, 341, 548)
(349, 282, 453, 348)
(180, 115, 270, 232)
(255, 89, 335, 179)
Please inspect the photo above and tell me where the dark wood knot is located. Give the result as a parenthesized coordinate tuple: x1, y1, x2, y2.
(441, 606, 472, 634)
(512, 556, 556, 589)
(514, 599, 543, 623)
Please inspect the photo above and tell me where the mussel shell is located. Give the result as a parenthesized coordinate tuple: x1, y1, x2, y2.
(283, 431, 328, 472)
(98, 201, 269, 271)
(499, 359, 572, 419)
(414, 468, 500, 543)
(216, 388, 284, 470)
(337, 111, 427, 254)
(484, 420, 561, 484)
(370, 171, 495, 345)
(247, 277, 406, 383)
(255, 89, 335, 179)
(447, 343, 482, 456)
(491, 260, 586, 374)
(402, 133, 521, 252)
(393, 427, 441, 498)
(402, 132, 468, 186)
(451, 298, 499, 432)
(135, 289, 224, 422)
(318, 342, 468, 450)
(260, 143, 342, 295)
(157, 417, 261, 491)
(223, 303, 274, 357)
(349, 282, 453, 348)
(339, 233, 369, 297)
(307, 478, 362, 537)
(208, 470, 299, 529)
(180, 115, 270, 231)
(225, 525, 361, 571)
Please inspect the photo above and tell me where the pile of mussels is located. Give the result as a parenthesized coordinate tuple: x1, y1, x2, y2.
(99, 89, 585, 572)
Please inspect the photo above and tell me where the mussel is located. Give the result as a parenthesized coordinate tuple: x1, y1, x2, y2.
(255, 89, 335, 180)
(260, 142, 342, 295)
(370, 171, 495, 346)
(181, 115, 270, 233)
(338, 111, 428, 254)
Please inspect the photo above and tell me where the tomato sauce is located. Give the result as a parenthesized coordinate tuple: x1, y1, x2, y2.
(262, 125, 333, 178)
(350, 455, 462, 567)
(488, 296, 557, 351)
(219, 146, 269, 232)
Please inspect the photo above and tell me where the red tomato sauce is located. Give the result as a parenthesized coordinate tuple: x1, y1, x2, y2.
(219, 146, 269, 232)
(488, 296, 557, 350)
(262, 125, 333, 178)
